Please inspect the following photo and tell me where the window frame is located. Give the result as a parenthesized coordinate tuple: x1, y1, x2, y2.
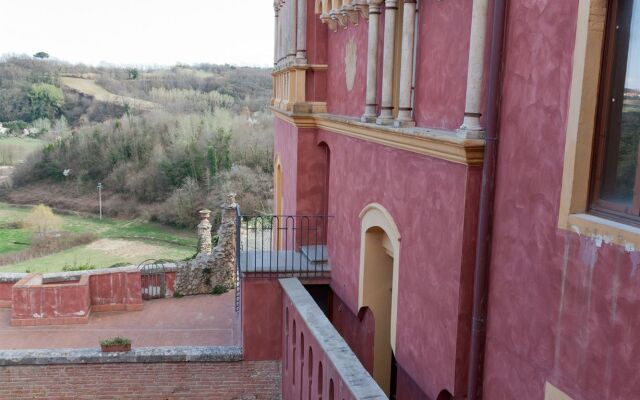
(589, 0, 640, 225)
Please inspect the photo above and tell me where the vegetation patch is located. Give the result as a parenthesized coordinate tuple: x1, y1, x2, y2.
(211, 284, 229, 295)
(100, 337, 131, 347)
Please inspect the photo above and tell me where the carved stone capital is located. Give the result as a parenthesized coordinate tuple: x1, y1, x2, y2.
(341, 5, 360, 25)
(354, 0, 369, 20)
(321, 12, 338, 31)
(330, 9, 349, 28)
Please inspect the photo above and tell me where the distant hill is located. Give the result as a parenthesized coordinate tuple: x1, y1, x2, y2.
(60, 76, 159, 111)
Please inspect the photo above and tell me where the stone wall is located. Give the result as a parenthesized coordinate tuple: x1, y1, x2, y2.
(174, 195, 237, 296)
(0, 361, 281, 400)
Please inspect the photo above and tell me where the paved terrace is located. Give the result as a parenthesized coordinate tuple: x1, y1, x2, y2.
(0, 292, 239, 350)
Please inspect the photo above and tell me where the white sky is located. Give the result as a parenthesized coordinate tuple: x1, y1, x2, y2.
(0, 0, 274, 67)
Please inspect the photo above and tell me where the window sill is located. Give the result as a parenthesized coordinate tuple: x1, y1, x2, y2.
(566, 213, 640, 250)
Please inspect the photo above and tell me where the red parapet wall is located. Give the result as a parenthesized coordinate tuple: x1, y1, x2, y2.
(89, 270, 143, 312)
(11, 274, 91, 326)
(280, 278, 385, 400)
(6, 267, 146, 325)
(242, 278, 283, 361)
(0, 281, 13, 308)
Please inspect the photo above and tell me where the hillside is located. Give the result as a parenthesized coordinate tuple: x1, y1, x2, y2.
(60, 76, 159, 111)
(1, 56, 274, 229)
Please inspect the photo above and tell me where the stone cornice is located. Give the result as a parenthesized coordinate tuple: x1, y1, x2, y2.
(272, 109, 485, 166)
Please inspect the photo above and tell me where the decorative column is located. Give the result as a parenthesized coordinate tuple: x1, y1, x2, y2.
(459, 0, 489, 136)
(197, 209, 212, 255)
(376, 0, 398, 125)
(288, 0, 298, 64)
(361, 0, 384, 122)
(274, 3, 280, 67)
(296, 0, 307, 63)
(394, 0, 417, 127)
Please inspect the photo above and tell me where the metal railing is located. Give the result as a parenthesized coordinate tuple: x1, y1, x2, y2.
(236, 213, 330, 279)
(235, 205, 242, 313)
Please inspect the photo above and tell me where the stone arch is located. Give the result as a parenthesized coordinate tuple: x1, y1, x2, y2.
(357, 203, 401, 396)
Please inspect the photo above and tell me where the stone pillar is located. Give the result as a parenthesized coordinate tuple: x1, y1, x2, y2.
(361, 0, 384, 122)
(274, 4, 280, 67)
(288, 0, 298, 64)
(459, 0, 489, 136)
(376, 0, 398, 125)
(296, 0, 307, 63)
(394, 0, 416, 127)
(197, 209, 212, 255)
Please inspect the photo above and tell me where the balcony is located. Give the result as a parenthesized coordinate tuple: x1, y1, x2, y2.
(271, 65, 327, 114)
(237, 214, 331, 278)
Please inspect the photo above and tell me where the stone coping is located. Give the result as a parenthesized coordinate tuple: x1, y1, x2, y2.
(279, 278, 386, 399)
(0, 263, 180, 284)
(0, 345, 242, 366)
(0, 273, 27, 283)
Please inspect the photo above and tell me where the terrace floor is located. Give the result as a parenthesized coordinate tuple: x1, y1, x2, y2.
(0, 292, 238, 350)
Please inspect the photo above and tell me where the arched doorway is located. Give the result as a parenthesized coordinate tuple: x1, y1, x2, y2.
(358, 204, 401, 396)
(274, 155, 284, 249)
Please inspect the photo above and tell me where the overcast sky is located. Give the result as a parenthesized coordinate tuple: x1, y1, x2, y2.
(0, 0, 274, 67)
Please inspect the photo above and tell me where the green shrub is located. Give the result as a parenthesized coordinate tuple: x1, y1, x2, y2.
(211, 284, 228, 295)
(62, 262, 97, 272)
(100, 337, 131, 346)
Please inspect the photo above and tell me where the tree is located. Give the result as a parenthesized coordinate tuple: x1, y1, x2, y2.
(23, 204, 62, 237)
(128, 68, 139, 80)
(28, 83, 64, 121)
(33, 52, 50, 59)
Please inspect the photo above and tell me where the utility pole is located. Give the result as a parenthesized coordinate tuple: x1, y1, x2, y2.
(97, 182, 103, 220)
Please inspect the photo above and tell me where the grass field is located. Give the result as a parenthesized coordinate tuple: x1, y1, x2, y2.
(0, 202, 197, 272)
(0, 138, 46, 165)
(61, 76, 159, 111)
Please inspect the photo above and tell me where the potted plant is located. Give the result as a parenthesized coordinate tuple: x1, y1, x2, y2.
(100, 337, 131, 353)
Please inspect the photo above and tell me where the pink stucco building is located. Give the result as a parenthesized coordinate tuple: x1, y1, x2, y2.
(242, 0, 640, 399)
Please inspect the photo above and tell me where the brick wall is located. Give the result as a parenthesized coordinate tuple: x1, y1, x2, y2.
(0, 361, 281, 400)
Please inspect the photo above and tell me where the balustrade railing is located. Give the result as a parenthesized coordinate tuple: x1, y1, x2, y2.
(236, 213, 331, 279)
(281, 278, 386, 400)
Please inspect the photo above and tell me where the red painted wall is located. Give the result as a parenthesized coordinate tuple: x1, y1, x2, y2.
(0, 281, 13, 307)
(89, 271, 143, 311)
(483, 0, 640, 399)
(274, 0, 640, 398)
(330, 293, 374, 373)
(11, 275, 91, 325)
(326, 21, 368, 118)
(274, 122, 482, 397)
(274, 118, 298, 217)
(413, 0, 472, 131)
(242, 278, 283, 361)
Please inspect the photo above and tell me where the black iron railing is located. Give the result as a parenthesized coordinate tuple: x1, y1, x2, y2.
(236, 214, 330, 279)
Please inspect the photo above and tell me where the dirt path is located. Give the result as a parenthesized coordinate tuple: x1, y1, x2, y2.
(85, 238, 168, 259)
(60, 76, 159, 111)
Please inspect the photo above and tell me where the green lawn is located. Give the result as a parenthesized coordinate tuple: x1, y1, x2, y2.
(0, 138, 46, 165)
(0, 202, 197, 272)
(1, 242, 194, 273)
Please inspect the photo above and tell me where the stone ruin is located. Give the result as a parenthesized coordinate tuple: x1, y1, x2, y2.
(174, 194, 238, 296)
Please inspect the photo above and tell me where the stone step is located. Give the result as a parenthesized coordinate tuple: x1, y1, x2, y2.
(300, 245, 328, 264)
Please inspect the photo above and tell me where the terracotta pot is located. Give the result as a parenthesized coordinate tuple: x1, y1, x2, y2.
(101, 344, 131, 353)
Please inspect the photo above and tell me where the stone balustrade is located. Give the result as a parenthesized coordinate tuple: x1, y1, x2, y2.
(272, 65, 327, 114)
(280, 278, 386, 400)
